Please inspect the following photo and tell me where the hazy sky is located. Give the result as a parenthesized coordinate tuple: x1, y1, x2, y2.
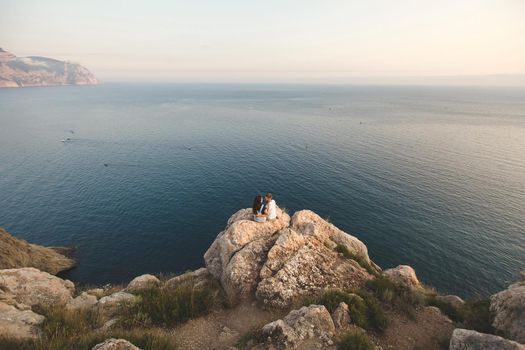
(1, 0, 524, 83)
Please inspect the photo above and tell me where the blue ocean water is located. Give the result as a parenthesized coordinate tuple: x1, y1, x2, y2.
(0, 83, 523, 297)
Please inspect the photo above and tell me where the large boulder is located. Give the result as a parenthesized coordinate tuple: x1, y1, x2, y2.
(204, 208, 377, 307)
(0, 301, 45, 340)
(260, 305, 335, 348)
(0, 267, 75, 309)
(92, 338, 141, 350)
(449, 328, 525, 350)
(0, 227, 76, 275)
(125, 274, 161, 293)
(490, 282, 525, 343)
(384, 265, 422, 289)
(204, 207, 290, 300)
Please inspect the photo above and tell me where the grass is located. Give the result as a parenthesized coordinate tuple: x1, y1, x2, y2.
(0, 307, 176, 350)
(335, 244, 378, 276)
(364, 275, 425, 318)
(120, 279, 220, 328)
(337, 331, 375, 350)
(426, 295, 493, 333)
(312, 289, 387, 332)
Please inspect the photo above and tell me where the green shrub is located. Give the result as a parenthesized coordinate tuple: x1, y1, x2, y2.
(313, 289, 387, 332)
(337, 331, 375, 350)
(358, 291, 388, 332)
(120, 282, 218, 327)
(335, 244, 378, 276)
(460, 298, 493, 333)
(365, 275, 424, 318)
(426, 296, 461, 321)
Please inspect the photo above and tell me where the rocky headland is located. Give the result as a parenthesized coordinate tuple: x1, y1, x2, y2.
(0, 227, 76, 275)
(0, 207, 523, 350)
(0, 48, 98, 88)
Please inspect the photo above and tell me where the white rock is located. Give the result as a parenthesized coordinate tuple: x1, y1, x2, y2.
(261, 305, 335, 348)
(125, 274, 160, 293)
(449, 328, 525, 350)
(0, 267, 75, 309)
(490, 282, 525, 343)
(92, 338, 141, 350)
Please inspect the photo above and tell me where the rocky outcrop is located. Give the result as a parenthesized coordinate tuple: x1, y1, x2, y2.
(125, 274, 161, 293)
(0, 301, 45, 340)
(205, 208, 376, 307)
(204, 208, 291, 301)
(0, 227, 76, 275)
(260, 305, 335, 348)
(0, 267, 75, 309)
(384, 265, 422, 289)
(331, 302, 351, 330)
(449, 328, 525, 350)
(0, 48, 97, 88)
(490, 281, 525, 343)
(92, 338, 141, 350)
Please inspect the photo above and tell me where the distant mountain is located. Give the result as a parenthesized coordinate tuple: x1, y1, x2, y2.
(0, 48, 98, 88)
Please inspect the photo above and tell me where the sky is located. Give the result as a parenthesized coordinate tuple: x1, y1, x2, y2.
(1, 0, 524, 83)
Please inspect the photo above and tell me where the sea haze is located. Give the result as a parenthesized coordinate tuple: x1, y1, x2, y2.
(0, 83, 523, 297)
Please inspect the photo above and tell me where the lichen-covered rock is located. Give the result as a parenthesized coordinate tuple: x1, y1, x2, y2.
(0, 267, 74, 309)
(331, 302, 350, 329)
(0, 301, 45, 340)
(67, 292, 98, 310)
(435, 295, 465, 309)
(383, 265, 421, 289)
(92, 338, 141, 350)
(125, 274, 161, 293)
(490, 282, 525, 343)
(449, 328, 525, 350)
(290, 210, 372, 264)
(261, 305, 335, 348)
(204, 207, 290, 300)
(256, 228, 373, 307)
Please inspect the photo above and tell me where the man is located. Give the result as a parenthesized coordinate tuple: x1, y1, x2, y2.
(264, 193, 277, 220)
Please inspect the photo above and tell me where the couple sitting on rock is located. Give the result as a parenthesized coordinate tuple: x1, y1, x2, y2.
(252, 192, 277, 223)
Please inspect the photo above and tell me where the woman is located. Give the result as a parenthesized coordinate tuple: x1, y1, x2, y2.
(252, 195, 267, 222)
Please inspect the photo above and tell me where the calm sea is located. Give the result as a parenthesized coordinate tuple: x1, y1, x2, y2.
(0, 83, 523, 297)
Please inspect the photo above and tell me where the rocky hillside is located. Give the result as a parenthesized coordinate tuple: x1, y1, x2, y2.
(0, 207, 523, 350)
(0, 227, 76, 275)
(0, 48, 98, 88)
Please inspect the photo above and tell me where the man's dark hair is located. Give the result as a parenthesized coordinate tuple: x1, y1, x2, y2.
(265, 193, 273, 199)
